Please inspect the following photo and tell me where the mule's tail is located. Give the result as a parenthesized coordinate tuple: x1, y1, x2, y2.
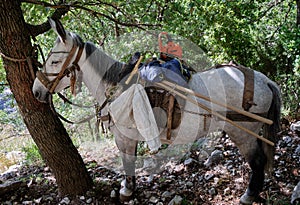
(263, 81, 281, 173)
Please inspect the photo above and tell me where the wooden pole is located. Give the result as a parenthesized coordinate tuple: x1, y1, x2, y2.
(156, 82, 274, 146)
(166, 95, 175, 140)
(161, 80, 273, 125)
(125, 56, 144, 85)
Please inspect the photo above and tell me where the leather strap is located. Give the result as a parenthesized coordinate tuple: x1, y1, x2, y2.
(216, 63, 256, 111)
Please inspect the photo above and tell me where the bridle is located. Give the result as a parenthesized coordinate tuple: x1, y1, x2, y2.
(36, 42, 84, 95)
(35, 40, 110, 125)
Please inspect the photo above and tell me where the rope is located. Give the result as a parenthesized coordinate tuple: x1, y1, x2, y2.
(0, 51, 27, 62)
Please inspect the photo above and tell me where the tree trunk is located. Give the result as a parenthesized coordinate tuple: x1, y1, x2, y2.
(0, 0, 92, 196)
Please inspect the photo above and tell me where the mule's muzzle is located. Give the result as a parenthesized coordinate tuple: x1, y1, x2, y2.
(32, 76, 51, 103)
(33, 89, 50, 103)
(36, 70, 57, 93)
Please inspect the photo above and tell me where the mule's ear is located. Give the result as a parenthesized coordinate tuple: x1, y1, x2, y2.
(48, 18, 67, 43)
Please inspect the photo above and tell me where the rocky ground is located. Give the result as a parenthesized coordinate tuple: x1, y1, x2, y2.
(0, 124, 299, 205)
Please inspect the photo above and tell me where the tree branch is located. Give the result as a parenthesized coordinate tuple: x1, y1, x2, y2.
(23, 0, 71, 38)
(71, 3, 160, 29)
(22, 0, 160, 38)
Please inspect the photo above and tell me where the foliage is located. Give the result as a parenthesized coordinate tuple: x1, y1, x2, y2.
(22, 143, 43, 165)
(277, 55, 300, 117)
(2, 0, 298, 121)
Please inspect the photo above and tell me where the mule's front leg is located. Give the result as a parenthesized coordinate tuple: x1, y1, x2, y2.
(115, 135, 138, 202)
(119, 152, 137, 201)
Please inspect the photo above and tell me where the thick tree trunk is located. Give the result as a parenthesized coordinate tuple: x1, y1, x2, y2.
(0, 0, 92, 196)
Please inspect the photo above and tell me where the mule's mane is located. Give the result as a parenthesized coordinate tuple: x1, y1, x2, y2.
(54, 32, 125, 84)
(82, 38, 124, 84)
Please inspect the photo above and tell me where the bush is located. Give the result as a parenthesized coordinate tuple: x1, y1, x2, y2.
(22, 143, 43, 165)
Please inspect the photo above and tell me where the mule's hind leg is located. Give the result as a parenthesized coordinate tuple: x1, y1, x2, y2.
(240, 141, 267, 204)
(115, 134, 138, 201)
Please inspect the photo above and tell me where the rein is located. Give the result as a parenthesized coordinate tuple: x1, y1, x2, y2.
(49, 94, 95, 124)
(49, 93, 109, 124)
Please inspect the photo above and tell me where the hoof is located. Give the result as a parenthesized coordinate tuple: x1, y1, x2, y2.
(240, 193, 255, 205)
(120, 194, 132, 202)
(240, 193, 266, 205)
(119, 180, 133, 202)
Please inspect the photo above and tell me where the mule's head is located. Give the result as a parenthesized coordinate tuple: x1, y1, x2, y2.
(32, 18, 84, 103)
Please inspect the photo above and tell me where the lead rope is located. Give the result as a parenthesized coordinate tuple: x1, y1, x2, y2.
(49, 94, 98, 124)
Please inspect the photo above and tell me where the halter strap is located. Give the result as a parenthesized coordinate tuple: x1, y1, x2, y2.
(36, 42, 84, 94)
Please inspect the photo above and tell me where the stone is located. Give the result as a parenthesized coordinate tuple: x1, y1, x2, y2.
(0, 180, 26, 195)
(149, 196, 159, 203)
(204, 173, 214, 181)
(186, 181, 193, 187)
(110, 190, 116, 198)
(162, 191, 172, 198)
(59, 197, 70, 204)
(22, 201, 33, 205)
(204, 150, 224, 167)
(208, 188, 216, 196)
(290, 121, 300, 131)
(34, 197, 42, 204)
(224, 187, 231, 195)
(184, 158, 194, 166)
(45, 196, 54, 201)
(86, 198, 93, 203)
(291, 181, 300, 204)
(168, 195, 183, 205)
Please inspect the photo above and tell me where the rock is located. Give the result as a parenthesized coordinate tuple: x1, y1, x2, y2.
(290, 121, 300, 131)
(1, 164, 21, 179)
(127, 200, 135, 205)
(0, 180, 26, 195)
(59, 197, 70, 204)
(204, 150, 223, 167)
(45, 196, 54, 201)
(22, 201, 33, 205)
(110, 190, 116, 198)
(213, 177, 220, 184)
(5, 151, 25, 162)
(86, 198, 93, 203)
(144, 191, 152, 198)
(186, 181, 193, 187)
(295, 145, 300, 155)
(149, 196, 159, 203)
(34, 197, 42, 204)
(223, 187, 231, 195)
(283, 135, 292, 144)
(162, 191, 172, 198)
(168, 195, 182, 205)
(204, 173, 214, 181)
(208, 187, 216, 196)
(184, 158, 194, 166)
(291, 181, 300, 204)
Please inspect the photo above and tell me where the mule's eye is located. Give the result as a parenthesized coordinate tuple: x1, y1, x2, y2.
(51, 61, 61, 65)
